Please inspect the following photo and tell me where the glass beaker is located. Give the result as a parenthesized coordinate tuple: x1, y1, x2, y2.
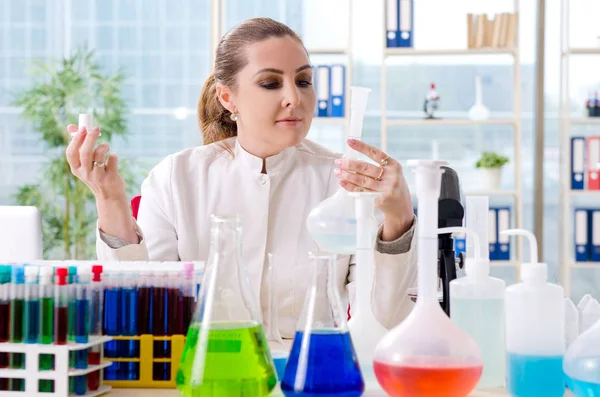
(176, 215, 276, 396)
(281, 253, 364, 396)
(373, 160, 483, 397)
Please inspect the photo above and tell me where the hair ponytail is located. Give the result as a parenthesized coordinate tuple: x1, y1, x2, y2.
(198, 72, 238, 145)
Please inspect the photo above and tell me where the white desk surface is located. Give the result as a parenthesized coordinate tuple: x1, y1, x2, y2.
(104, 387, 574, 396)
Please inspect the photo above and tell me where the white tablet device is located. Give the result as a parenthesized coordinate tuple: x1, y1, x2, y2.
(0, 206, 43, 262)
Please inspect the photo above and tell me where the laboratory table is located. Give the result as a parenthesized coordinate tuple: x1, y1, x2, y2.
(105, 387, 575, 396)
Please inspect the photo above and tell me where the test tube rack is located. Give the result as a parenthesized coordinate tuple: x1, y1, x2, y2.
(103, 334, 185, 389)
(0, 336, 113, 397)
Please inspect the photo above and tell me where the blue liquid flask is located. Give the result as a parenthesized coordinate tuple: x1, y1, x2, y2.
(281, 253, 364, 397)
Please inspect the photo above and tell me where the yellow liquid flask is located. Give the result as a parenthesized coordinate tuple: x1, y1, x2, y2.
(176, 215, 276, 396)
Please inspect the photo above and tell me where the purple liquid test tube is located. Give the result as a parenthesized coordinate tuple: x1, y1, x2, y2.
(181, 263, 195, 335)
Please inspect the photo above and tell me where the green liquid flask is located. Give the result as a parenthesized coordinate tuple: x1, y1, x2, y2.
(176, 215, 276, 396)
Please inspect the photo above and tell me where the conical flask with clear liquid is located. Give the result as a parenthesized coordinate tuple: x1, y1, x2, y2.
(306, 86, 371, 254)
(176, 215, 276, 396)
(373, 160, 483, 397)
(281, 253, 364, 396)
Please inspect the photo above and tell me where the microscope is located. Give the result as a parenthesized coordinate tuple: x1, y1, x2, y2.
(437, 166, 465, 316)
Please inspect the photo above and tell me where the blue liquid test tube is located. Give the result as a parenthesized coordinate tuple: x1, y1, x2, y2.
(103, 271, 122, 380)
(75, 268, 91, 395)
(120, 270, 139, 380)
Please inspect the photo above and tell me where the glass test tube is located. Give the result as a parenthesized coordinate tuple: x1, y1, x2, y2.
(75, 269, 91, 395)
(54, 268, 69, 345)
(9, 265, 25, 391)
(103, 271, 122, 380)
(87, 265, 103, 391)
(120, 269, 139, 380)
(23, 266, 39, 344)
(152, 270, 168, 381)
(0, 265, 11, 391)
(38, 266, 54, 393)
(67, 265, 77, 394)
(181, 263, 195, 335)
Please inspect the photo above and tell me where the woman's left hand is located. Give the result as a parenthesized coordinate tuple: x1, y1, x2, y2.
(334, 138, 414, 241)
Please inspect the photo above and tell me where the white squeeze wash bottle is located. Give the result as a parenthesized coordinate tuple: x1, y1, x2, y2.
(502, 228, 565, 397)
(446, 196, 506, 389)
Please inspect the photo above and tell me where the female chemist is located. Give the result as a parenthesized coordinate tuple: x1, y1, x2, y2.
(65, 18, 418, 339)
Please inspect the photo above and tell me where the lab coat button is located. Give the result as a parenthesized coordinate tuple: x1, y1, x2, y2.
(260, 175, 268, 185)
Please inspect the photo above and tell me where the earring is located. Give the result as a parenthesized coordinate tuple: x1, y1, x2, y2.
(230, 112, 239, 121)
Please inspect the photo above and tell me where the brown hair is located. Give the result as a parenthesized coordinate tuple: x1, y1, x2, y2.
(198, 18, 306, 145)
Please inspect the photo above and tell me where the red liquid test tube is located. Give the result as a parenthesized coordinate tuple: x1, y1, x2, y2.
(54, 268, 69, 345)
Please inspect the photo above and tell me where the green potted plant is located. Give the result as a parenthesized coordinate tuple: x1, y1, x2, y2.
(475, 151, 510, 190)
(11, 47, 136, 259)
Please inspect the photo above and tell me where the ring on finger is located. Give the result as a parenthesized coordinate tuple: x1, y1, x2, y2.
(93, 161, 106, 168)
(380, 154, 390, 167)
(375, 167, 384, 181)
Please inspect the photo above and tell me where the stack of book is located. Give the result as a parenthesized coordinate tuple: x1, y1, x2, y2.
(467, 13, 518, 50)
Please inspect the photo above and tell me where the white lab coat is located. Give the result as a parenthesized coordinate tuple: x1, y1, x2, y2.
(96, 137, 417, 338)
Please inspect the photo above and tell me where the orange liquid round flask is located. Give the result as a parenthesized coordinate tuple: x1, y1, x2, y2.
(373, 160, 483, 397)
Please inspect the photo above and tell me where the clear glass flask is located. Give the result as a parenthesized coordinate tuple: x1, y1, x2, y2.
(281, 253, 364, 396)
(373, 160, 483, 397)
(306, 86, 371, 254)
(564, 318, 600, 396)
(176, 215, 276, 396)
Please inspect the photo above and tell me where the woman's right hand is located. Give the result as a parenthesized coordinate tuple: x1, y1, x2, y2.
(66, 124, 140, 244)
(65, 124, 126, 202)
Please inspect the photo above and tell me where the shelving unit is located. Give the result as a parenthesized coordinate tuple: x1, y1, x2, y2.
(303, 4, 353, 134)
(569, 118, 600, 125)
(380, 0, 524, 277)
(558, 0, 600, 296)
(386, 118, 516, 127)
(385, 48, 517, 56)
(464, 189, 518, 197)
(564, 48, 600, 55)
(558, 0, 600, 297)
